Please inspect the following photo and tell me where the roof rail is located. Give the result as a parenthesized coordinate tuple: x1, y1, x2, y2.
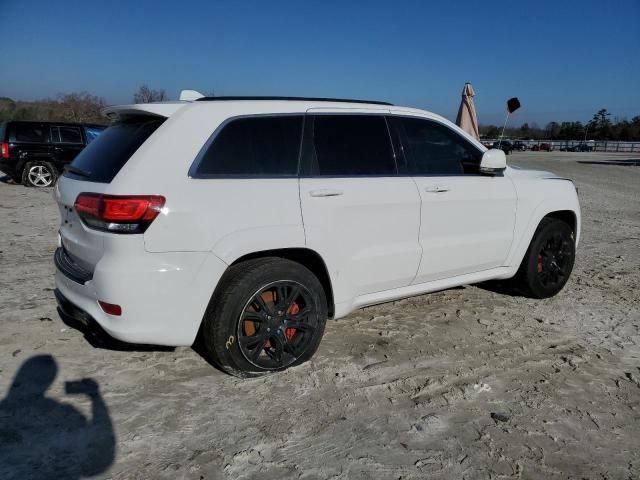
(195, 96, 393, 106)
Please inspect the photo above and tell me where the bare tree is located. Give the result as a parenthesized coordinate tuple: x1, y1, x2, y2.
(57, 92, 106, 123)
(133, 85, 168, 103)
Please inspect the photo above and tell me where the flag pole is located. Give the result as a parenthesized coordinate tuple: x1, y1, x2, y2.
(498, 112, 510, 147)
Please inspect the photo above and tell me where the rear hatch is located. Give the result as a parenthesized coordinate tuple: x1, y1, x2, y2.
(55, 107, 176, 275)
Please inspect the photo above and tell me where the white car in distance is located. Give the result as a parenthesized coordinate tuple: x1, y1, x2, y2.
(54, 93, 580, 377)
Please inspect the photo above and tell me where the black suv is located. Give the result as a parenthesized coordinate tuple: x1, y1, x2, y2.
(0, 121, 105, 187)
(492, 140, 513, 155)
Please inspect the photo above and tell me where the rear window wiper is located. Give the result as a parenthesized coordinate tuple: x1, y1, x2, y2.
(64, 165, 92, 178)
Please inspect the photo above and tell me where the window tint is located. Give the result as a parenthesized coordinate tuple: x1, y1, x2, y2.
(311, 115, 395, 176)
(195, 116, 303, 176)
(64, 116, 164, 183)
(57, 126, 83, 144)
(9, 123, 48, 143)
(398, 117, 482, 175)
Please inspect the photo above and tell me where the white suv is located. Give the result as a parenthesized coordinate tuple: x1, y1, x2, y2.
(54, 94, 580, 377)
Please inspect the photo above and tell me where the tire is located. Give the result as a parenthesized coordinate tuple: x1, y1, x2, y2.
(511, 218, 575, 299)
(22, 161, 58, 187)
(200, 257, 328, 377)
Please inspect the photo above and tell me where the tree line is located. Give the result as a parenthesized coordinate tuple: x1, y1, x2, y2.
(0, 85, 168, 125)
(1, 89, 638, 141)
(480, 109, 640, 141)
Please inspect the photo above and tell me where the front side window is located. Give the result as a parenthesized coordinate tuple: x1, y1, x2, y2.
(194, 115, 303, 176)
(310, 115, 396, 176)
(9, 123, 48, 143)
(397, 117, 482, 175)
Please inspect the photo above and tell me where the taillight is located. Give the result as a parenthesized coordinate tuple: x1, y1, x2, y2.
(1, 143, 9, 159)
(74, 193, 165, 234)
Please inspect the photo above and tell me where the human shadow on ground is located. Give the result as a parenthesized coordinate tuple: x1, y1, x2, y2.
(0, 355, 116, 479)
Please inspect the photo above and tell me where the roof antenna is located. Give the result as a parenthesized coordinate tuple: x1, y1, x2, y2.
(179, 90, 205, 101)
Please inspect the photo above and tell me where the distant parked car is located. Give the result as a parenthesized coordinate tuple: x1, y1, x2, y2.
(567, 143, 593, 152)
(492, 140, 513, 154)
(531, 143, 553, 152)
(0, 121, 105, 187)
(512, 141, 528, 151)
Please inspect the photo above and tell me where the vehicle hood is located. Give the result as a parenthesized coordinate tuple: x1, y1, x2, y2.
(507, 165, 558, 179)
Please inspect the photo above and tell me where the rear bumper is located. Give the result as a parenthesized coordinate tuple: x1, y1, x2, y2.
(54, 249, 228, 346)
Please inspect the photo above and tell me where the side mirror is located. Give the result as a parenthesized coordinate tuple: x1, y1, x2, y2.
(480, 149, 507, 175)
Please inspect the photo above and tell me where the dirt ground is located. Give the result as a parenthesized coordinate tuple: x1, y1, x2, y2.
(1, 151, 639, 479)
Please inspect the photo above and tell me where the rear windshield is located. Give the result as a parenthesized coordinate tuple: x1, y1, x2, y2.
(64, 116, 164, 183)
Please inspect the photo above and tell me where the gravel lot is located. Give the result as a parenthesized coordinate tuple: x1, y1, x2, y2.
(1, 152, 639, 479)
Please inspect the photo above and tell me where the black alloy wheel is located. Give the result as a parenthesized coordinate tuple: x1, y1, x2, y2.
(237, 281, 318, 370)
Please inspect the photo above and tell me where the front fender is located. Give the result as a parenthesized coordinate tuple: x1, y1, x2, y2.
(503, 189, 580, 277)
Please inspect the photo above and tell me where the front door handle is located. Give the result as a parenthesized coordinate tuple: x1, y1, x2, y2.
(425, 185, 450, 193)
(309, 189, 344, 197)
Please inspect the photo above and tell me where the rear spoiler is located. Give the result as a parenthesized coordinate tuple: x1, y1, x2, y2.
(103, 90, 206, 120)
(102, 102, 188, 121)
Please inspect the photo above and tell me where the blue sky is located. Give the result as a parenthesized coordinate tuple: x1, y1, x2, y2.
(0, 0, 638, 125)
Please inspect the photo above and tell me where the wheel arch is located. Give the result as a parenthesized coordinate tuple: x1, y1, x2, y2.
(504, 198, 581, 278)
(544, 210, 577, 235)
(230, 248, 335, 318)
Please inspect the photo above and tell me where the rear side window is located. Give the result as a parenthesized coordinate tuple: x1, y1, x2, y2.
(194, 116, 303, 176)
(51, 126, 83, 144)
(310, 115, 396, 176)
(9, 123, 48, 143)
(64, 117, 164, 183)
(397, 117, 482, 175)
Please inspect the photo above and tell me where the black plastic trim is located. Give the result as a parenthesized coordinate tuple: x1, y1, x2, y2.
(54, 247, 94, 284)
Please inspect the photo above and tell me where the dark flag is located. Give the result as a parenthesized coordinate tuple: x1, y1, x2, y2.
(507, 97, 521, 114)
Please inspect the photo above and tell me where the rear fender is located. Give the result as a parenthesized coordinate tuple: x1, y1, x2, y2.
(211, 225, 307, 265)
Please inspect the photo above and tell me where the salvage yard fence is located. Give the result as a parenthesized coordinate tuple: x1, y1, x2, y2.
(484, 139, 640, 153)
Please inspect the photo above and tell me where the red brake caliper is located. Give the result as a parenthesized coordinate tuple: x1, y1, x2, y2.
(285, 303, 300, 341)
(537, 254, 543, 273)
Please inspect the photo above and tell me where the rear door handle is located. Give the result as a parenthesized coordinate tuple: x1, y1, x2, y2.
(309, 189, 344, 197)
(425, 185, 450, 193)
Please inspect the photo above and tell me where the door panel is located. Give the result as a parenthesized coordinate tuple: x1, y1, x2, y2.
(299, 112, 422, 303)
(412, 175, 516, 283)
(387, 114, 517, 283)
(300, 177, 422, 301)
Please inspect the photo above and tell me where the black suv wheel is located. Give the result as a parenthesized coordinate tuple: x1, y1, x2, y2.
(22, 161, 57, 187)
(201, 258, 328, 377)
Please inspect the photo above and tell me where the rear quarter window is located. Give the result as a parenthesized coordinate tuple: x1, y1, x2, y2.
(192, 115, 303, 177)
(64, 117, 164, 183)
